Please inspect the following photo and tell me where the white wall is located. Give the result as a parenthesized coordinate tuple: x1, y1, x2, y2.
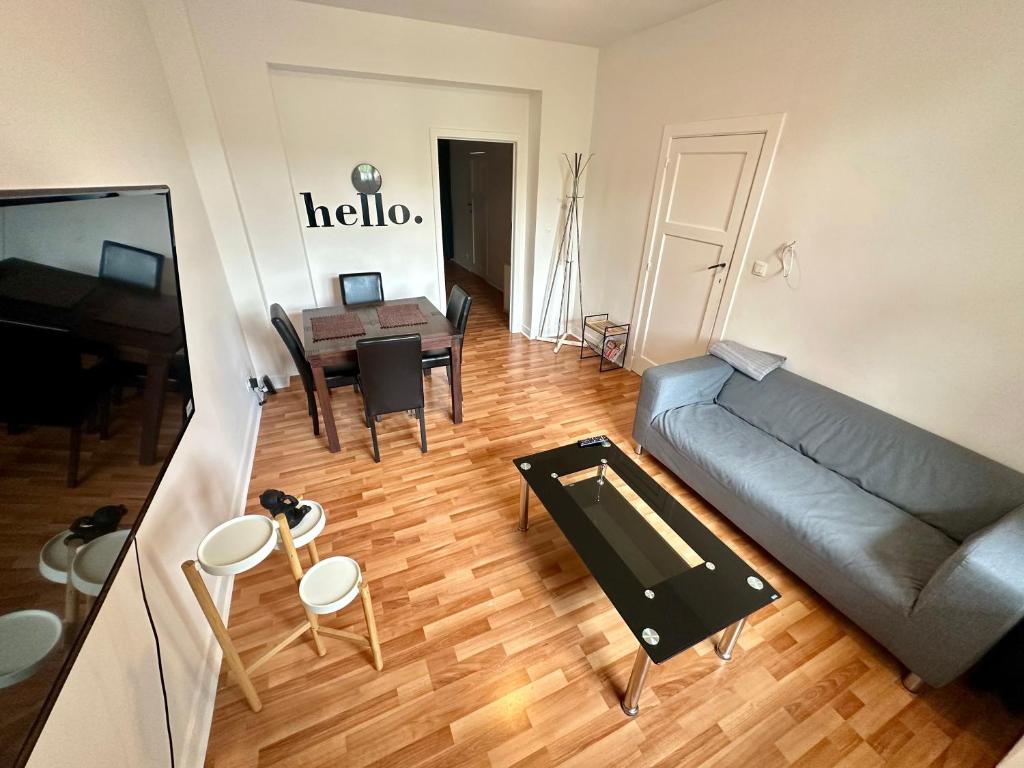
(142, 0, 280, 385)
(184, 0, 597, 359)
(584, 0, 1024, 471)
(269, 68, 529, 308)
(1000, 735, 1024, 767)
(0, 1, 260, 766)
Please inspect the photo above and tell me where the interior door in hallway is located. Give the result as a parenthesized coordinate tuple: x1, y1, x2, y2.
(632, 131, 766, 372)
(469, 153, 488, 274)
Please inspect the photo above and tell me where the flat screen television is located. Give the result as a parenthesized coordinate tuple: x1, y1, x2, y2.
(0, 186, 193, 767)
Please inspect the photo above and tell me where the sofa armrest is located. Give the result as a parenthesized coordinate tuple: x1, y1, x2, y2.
(632, 355, 734, 442)
(899, 503, 1024, 685)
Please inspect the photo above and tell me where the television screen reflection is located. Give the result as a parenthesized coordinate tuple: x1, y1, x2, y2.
(0, 187, 192, 767)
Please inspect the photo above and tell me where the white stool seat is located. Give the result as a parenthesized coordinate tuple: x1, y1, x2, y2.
(71, 529, 131, 597)
(198, 515, 277, 577)
(299, 557, 361, 615)
(0, 610, 63, 689)
(39, 531, 76, 584)
(274, 500, 325, 550)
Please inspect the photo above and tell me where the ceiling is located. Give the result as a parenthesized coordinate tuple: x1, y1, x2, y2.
(299, 0, 723, 47)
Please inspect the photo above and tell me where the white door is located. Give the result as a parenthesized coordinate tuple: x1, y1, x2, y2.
(469, 154, 488, 273)
(632, 131, 767, 372)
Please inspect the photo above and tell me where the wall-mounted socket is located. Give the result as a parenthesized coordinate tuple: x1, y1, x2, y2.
(752, 260, 768, 277)
(246, 376, 268, 406)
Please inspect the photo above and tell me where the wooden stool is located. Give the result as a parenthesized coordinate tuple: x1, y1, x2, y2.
(0, 610, 63, 689)
(181, 513, 340, 713)
(36, 528, 131, 635)
(271, 499, 326, 565)
(38, 531, 83, 630)
(71, 529, 131, 616)
(38, 531, 75, 586)
(298, 555, 383, 671)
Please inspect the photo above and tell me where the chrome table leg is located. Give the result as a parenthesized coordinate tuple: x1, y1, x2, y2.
(714, 616, 747, 660)
(902, 671, 925, 693)
(620, 645, 653, 716)
(518, 476, 529, 531)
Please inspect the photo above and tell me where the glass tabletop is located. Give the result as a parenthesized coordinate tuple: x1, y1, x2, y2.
(514, 440, 779, 664)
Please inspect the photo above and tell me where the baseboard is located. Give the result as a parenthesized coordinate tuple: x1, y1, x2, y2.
(520, 323, 533, 339)
(178, 399, 261, 767)
(267, 374, 290, 391)
(453, 256, 477, 274)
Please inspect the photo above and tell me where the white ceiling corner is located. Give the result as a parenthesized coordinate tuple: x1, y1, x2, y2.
(297, 0, 723, 47)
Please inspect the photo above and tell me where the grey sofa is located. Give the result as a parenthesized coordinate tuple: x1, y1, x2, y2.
(632, 355, 1024, 688)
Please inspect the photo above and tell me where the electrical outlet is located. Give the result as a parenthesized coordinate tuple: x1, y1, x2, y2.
(246, 376, 268, 406)
(752, 260, 768, 277)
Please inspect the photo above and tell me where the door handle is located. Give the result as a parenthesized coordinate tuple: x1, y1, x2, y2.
(706, 262, 727, 270)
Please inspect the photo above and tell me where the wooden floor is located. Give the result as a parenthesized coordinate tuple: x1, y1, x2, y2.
(206, 263, 1022, 768)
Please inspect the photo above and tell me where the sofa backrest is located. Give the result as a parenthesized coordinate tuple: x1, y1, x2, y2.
(715, 368, 1024, 542)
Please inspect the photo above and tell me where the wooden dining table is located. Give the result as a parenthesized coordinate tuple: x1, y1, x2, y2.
(302, 296, 464, 453)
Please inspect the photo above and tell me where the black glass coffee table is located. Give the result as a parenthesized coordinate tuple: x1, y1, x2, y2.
(514, 439, 779, 716)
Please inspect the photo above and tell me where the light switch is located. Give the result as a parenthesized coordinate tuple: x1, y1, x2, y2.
(752, 260, 768, 277)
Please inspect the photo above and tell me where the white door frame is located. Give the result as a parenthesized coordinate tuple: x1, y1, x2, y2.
(429, 128, 527, 332)
(628, 114, 786, 371)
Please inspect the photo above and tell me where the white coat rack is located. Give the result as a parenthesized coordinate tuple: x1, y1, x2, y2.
(539, 152, 592, 353)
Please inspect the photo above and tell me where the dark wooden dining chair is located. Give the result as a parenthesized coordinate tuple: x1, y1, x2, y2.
(423, 285, 472, 408)
(356, 334, 426, 463)
(98, 240, 172, 403)
(339, 272, 384, 306)
(270, 303, 358, 436)
(0, 320, 111, 487)
(100, 240, 164, 291)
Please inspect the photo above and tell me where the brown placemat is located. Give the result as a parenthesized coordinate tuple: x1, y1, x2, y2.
(311, 313, 365, 341)
(377, 304, 427, 328)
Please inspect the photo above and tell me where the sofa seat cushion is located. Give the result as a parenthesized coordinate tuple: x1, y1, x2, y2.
(653, 403, 958, 612)
(714, 369, 1024, 542)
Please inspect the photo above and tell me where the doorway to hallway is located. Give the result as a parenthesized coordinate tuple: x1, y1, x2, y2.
(436, 138, 515, 322)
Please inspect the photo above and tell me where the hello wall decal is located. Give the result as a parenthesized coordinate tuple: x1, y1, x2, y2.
(299, 163, 424, 228)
